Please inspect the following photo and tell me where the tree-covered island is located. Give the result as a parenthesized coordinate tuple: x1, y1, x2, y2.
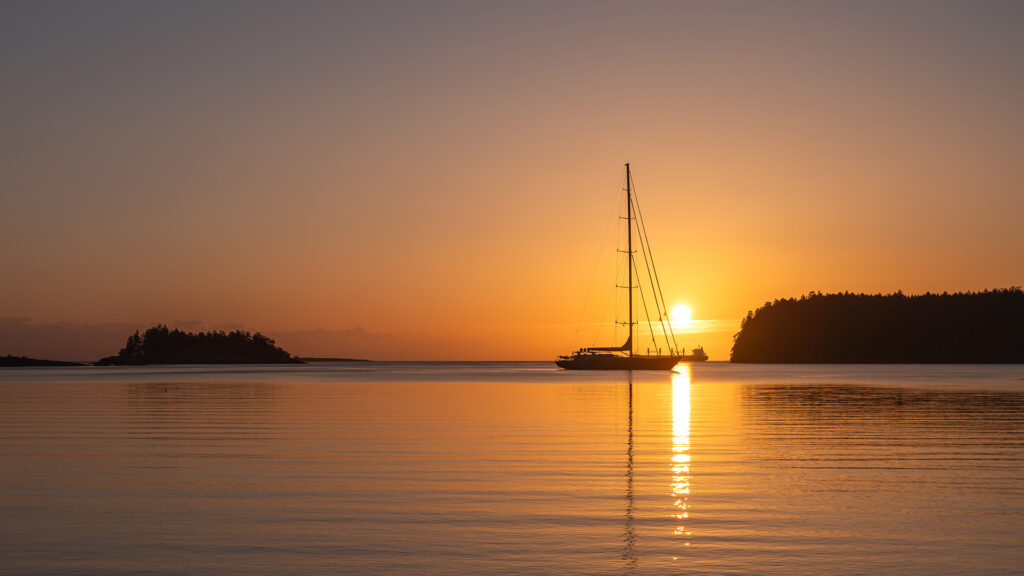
(96, 325, 303, 365)
(731, 288, 1024, 363)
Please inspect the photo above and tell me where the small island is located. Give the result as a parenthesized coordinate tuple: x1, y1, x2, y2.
(731, 288, 1024, 363)
(96, 325, 303, 365)
(1, 355, 84, 367)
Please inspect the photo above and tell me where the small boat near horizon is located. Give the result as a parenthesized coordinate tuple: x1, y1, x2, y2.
(557, 163, 708, 370)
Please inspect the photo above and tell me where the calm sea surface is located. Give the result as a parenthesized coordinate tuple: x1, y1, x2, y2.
(1, 362, 1023, 575)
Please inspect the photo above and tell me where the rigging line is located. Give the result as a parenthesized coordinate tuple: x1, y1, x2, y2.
(613, 187, 629, 346)
(593, 259, 620, 348)
(575, 176, 626, 351)
(631, 183, 680, 354)
(630, 191, 675, 355)
(595, 242, 628, 348)
(629, 181, 665, 316)
(628, 177, 661, 313)
(630, 201, 671, 354)
(631, 255, 660, 353)
(612, 250, 630, 346)
(638, 201, 679, 354)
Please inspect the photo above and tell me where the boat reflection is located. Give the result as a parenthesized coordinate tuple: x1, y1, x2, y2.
(622, 367, 694, 568)
(672, 365, 692, 542)
(622, 374, 637, 570)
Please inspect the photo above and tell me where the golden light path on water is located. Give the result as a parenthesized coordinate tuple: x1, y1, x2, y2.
(672, 364, 692, 542)
(2, 364, 1024, 574)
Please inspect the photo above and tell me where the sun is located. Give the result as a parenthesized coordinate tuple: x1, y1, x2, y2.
(671, 304, 692, 324)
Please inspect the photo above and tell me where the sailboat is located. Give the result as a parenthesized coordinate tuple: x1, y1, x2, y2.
(556, 163, 708, 370)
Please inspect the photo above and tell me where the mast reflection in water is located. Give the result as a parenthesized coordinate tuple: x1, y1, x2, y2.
(622, 374, 637, 570)
(672, 365, 693, 543)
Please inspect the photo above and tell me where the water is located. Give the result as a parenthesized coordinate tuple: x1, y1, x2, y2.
(1, 362, 1022, 575)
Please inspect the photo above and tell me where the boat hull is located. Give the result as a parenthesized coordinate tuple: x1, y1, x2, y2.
(556, 354, 700, 370)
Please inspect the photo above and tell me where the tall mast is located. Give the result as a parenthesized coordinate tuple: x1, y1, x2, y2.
(626, 163, 633, 357)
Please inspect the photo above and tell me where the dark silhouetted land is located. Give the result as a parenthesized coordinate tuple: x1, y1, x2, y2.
(731, 288, 1024, 363)
(300, 357, 372, 362)
(1, 354, 83, 367)
(97, 325, 303, 365)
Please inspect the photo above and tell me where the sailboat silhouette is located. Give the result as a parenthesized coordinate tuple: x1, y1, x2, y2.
(558, 164, 707, 370)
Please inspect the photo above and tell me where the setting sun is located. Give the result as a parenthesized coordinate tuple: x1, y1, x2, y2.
(672, 304, 693, 327)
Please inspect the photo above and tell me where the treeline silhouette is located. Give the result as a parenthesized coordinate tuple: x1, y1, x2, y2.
(97, 325, 302, 365)
(731, 288, 1024, 363)
(1, 354, 83, 367)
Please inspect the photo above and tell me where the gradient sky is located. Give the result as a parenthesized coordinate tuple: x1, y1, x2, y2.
(2, 1, 1022, 360)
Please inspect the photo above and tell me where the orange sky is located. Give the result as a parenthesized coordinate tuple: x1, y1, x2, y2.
(2, 2, 1022, 360)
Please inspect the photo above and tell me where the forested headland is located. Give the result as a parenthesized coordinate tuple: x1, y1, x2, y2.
(730, 288, 1024, 363)
(1, 355, 84, 367)
(97, 325, 303, 365)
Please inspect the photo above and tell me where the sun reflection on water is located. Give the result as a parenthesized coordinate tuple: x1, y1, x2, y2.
(672, 365, 692, 541)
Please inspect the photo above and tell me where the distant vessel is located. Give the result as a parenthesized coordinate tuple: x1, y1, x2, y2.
(557, 164, 708, 370)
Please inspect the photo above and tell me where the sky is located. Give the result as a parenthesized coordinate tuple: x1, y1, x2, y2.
(2, 1, 1022, 361)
